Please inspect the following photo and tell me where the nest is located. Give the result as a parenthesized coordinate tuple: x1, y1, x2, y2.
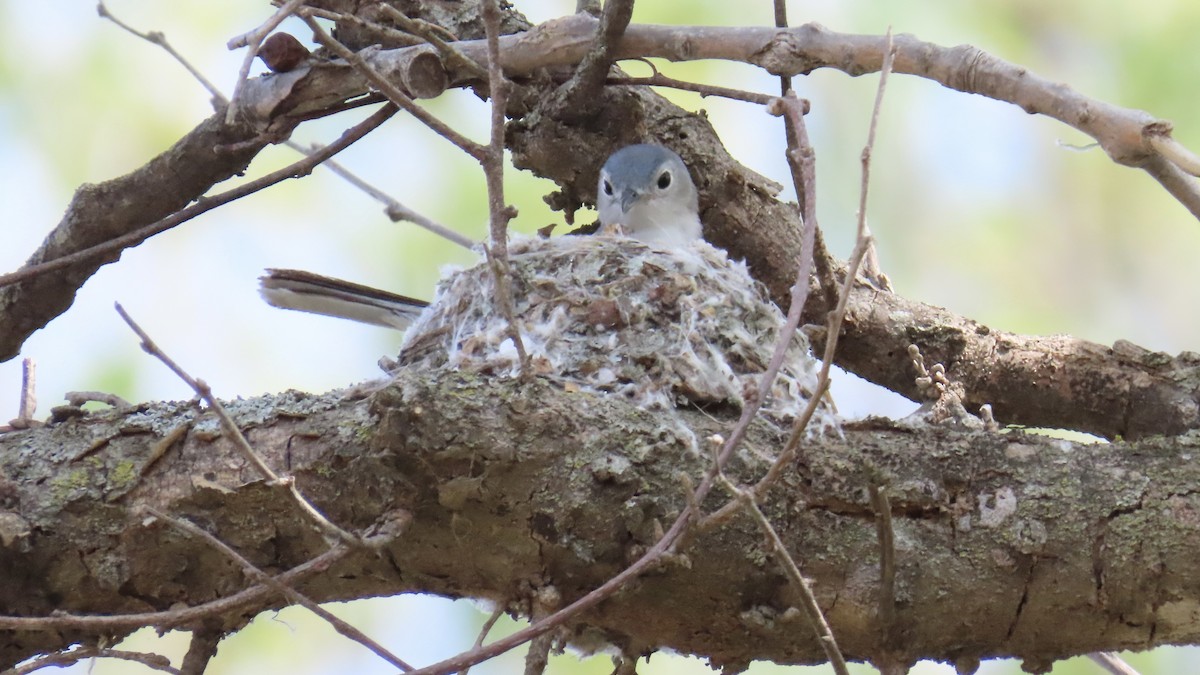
(394, 235, 837, 433)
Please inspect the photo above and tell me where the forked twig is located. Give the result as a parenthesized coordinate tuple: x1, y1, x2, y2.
(0, 105, 398, 290)
(145, 506, 415, 672)
(114, 303, 360, 547)
(479, 0, 529, 375)
(302, 12, 487, 160)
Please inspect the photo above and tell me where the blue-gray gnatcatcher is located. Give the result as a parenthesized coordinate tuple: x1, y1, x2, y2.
(260, 143, 702, 328)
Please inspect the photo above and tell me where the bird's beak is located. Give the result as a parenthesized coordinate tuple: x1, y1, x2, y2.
(619, 189, 641, 213)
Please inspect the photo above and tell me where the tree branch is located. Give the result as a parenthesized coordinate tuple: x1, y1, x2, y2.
(1, 372, 1198, 670)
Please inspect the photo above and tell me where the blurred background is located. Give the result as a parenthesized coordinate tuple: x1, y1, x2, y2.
(2, 1, 1198, 673)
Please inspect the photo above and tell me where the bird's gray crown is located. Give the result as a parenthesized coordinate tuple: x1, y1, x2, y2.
(600, 143, 688, 191)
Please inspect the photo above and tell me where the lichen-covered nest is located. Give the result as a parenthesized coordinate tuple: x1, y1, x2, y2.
(394, 235, 837, 433)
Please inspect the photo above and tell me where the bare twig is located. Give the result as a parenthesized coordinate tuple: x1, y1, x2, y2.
(1147, 127, 1200, 177)
(1087, 652, 1143, 675)
(16, 357, 34, 424)
(714, 472, 850, 675)
(64, 390, 132, 409)
(747, 31, 896, 504)
(145, 506, 415, 672)
(605, 74, 776, 105)
(8, 646, 180, 675)
(0, 545, 350, 631)
(480, 0, 529, 374)
(301, 12, 487, 160)
(287, 140, 475, 249)
(93, 8, 471, 254)
(460, 606, 505, 675)
(225, 0, 307, 123)
(114, 303, 360, 547)
(375, 4, 489, 80)
(0, 105, 396, 291)
(97, 1, 227, 106)
(869, 482, 897, 636)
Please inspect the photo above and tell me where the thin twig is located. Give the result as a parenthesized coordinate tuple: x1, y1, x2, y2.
(0, 105, 396, 290)
(287, 140, 475, 249)
(605, 74, 776, 105)
(714, 472, 850, 675)
(93, 7, 471, 253)
(17, 357, 35, 423)
(301, 12, 487, 161)
(97, 1, 228, 106)
(460, 606, 505, 675)
(8, 646, 180, 675)
(869, 482, 897, 636)
(114, 303, 360, 547)
(480, 0, 529, 374)
(1087, 652, 1143, 675)
(726, 30, 897, 510)
(375, 4, 489, 80)
(145, 506, 415, 672)
(0, 545, 351, 631)
(225, 0, 307, 123)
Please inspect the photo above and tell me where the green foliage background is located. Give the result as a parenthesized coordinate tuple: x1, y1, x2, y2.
(1, 1, 1197, 673)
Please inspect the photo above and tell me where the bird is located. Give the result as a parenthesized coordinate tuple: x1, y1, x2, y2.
(259, 143, 702, 329)
(595, 144, 702, 248)
(259, 143, 835, 431)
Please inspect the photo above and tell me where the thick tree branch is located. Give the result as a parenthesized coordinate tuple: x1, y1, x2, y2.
(1, 372, 1198, 670)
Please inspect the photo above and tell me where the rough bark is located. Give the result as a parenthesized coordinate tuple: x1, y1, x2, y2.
(1, 371, 1198, 671)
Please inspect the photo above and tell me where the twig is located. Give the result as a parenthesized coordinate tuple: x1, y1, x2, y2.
(0, 104, 395, 290)
(479, 0, 529, 375)
(114, 303, 360, 547)
(2, 357, 38, 432)
(97, 1, 227, 106)
(64, 390, 131, 409)
(92, 8, 471, 254)
(1087, 652, 1143, 675)
(8, 646, 180, 675)
(605, 74, 776, 105)
(868, 482, 897, 637)
(1147, 126, 1200, 176)
(730, 30, 897, 509)
(460, 606, 505, 675)
(0, 545, 350, 631)
(714, 472, 850, 675)
(301, 12, 487, 161)
(144, 506, 415, 672)
(375, 4, 489, 80)
(287, 140, 475, 249)
(17, 357, 35, 424)
(225, 0, 307, 123)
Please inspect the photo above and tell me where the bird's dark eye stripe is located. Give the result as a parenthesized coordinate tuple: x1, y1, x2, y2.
(657, 171, 671, 189)
(603, 180, 614, 196)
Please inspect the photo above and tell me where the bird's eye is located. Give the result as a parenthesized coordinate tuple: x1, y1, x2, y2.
(603, 180, 614, 196)
(657, 171, 672, 190)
